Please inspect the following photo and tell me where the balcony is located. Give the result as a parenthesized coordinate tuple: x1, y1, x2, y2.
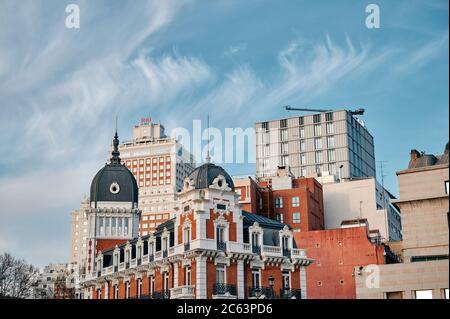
(171, 285, 195, 299)
(151, 290, 170, 299)
(118, 262, 125, 271)
(243, 243, 251, 252)
(248, 286, 273, 299)
(280, 288, 302, 299)
(213, 283, 237, 299)
(262, 245, 281, 256)
(252, 245, 261, 254)
(155, 251, 162, 259)
(184, 242, 190, 252)
(291, 248, 306, 258)
(103, 266, 113, 276)
(282, 249, 291, 257)
(217, 241, 227, 252)
(130, 259, 137, 268)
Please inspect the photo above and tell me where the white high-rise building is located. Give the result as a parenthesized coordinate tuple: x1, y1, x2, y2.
(115, 118, 195, 235)
(255, 110, 376, 180)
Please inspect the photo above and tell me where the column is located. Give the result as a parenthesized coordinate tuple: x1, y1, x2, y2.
(300, 266, 307, 299)
(237, 260, 244, 299)
(196, 256, 207, 299)
(104, 282, 109, 299)
(174, 264, 179, 288)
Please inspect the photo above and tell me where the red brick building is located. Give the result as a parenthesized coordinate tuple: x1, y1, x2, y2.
(78, 136, 313, 299)
(234, 168, 324, 233)
(294, 224, 387, 299)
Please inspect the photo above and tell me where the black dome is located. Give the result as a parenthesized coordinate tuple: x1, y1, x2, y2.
(90, 163, 138, 206)
(187, 163, 234, 191)
(90, 132, 138, 207)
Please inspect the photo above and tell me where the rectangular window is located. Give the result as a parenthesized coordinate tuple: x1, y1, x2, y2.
(280, 129, 288, 141)
(292, 197, 300, 207)
(216, 265, 226, 284)
(328, 163, 336, 175)
(276, 213, 284, 223)
(263, 145, 269, 157)
(137, 279, 142, 298)
(252, 269, 261, 288)
(445, 181, 449, 194)
(184, 227, 191, 243)
(280, 119, 287, 128)
(281, 142, 289, 154)
(217, 227, 225, 243)
(299, 127, 305, 138)
(315, 151, 323, 163)
(386, 291, 403, 299)
(163, 272, 169, 291)
(314, 124, 322, 136)
(299, 117, 304, 126)
(415, 290, 433, 299)
(327, 136, 335, 148)
(185, 267, 191, 286)
(282, 271, 291, 290)
(327, 149, 335, 162)
(326, 122, 334, 134)
(300, 140, 306, 152)
(325, 112, 333, 122)
(275, 197, 283, 208)
(293, 212, 301, 223)
(150, 276, 155, 294)
(314, 138, 322, 149)
(313, 114, 321, 123)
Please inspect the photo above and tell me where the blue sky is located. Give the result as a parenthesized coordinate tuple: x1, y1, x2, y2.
(0, 0, 448, 267)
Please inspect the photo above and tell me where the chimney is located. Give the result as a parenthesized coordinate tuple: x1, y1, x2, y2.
(410, 149, 421, 161)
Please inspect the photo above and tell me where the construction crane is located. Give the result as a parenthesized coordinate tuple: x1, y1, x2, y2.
(284, 105, 365, 116)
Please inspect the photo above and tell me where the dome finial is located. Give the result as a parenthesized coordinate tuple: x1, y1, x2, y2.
(111, 117, 121, 164)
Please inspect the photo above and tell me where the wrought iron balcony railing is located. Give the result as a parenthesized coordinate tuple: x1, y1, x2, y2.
(217, 241, 227, 252)
(280, 288, 301, 299)
(248, 286, 273, 299)
(213, 283, 237, 296)
(151, 290, 170, 299)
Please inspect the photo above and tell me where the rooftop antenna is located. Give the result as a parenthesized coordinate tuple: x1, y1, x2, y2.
(205, 114, 211, 164)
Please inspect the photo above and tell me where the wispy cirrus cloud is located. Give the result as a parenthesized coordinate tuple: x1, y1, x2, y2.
(393, 31, 449, 75)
